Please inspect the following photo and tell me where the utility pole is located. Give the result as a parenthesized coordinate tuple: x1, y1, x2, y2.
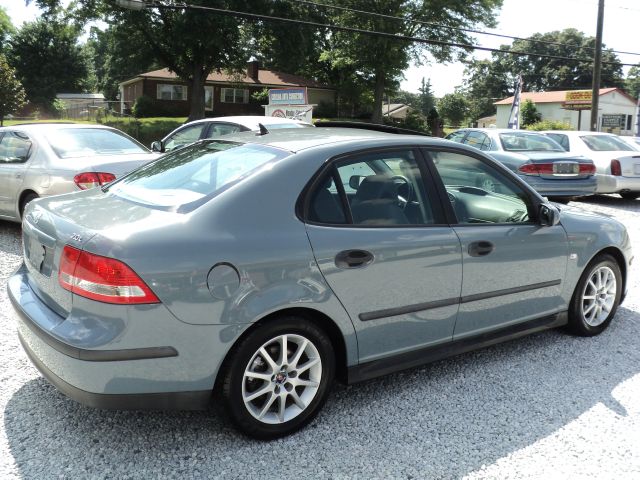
(590, 0, 605, 132)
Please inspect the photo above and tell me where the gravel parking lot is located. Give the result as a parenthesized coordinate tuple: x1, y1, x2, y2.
(1, 196, 638, 479)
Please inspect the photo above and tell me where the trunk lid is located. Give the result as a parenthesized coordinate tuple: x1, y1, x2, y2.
(51, 152, 159, 178)
(617, 154, 640, 178)
(523, 153, 595, 180)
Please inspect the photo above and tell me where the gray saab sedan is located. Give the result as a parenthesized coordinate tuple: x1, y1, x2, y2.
(8, 128, 632, 439)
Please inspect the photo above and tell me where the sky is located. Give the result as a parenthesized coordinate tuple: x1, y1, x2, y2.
(2, 0, 638, 97)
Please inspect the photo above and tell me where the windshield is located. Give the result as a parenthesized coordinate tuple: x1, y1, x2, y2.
(109, 141, 289, 210)
(580, 135, 636, 152)
(499, 132, 565, 152)
(46, 128, 149, 158)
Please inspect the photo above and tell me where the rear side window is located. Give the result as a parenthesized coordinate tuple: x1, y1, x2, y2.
(0, 131, 32, 163)
(545, 133, 569, 151)
(109, 141, 288, 210)
(165, 123, 207, 151)
(306, 150, 436, 226)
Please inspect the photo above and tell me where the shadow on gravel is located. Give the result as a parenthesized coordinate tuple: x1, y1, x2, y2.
(4, 306, 640, 478)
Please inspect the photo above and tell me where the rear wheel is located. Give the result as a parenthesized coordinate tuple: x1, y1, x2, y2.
(567, 254, 622, 336)
(19, 192, 38, 219)
(620, 192, 640, 200)
(221, 316, 335, 439)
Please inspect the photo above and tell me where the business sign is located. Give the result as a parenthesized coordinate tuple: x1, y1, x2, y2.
(265, 104, 313, 123)
(268, 88, 308, 106)
(562, 90, 592, 110)
(601, 114, 626, 128)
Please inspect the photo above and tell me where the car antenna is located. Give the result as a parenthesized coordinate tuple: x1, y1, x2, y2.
(257, 123, 270, 136)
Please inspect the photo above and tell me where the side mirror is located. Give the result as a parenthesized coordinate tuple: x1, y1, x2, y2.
(349, 175, 363, 190)
(150, 141, 165, 153)
(539, 203, 560, 227)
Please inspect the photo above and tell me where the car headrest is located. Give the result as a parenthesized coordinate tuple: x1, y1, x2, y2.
(354, 175, 397, 202)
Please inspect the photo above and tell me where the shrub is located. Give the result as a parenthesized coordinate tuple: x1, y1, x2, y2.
(132, 95, 155, 118)
(526, 120, 572, 131)
(104, 117, 186, 147)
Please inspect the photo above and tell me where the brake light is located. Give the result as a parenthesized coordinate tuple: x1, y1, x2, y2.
(58, 245, 159, 304)
(610, 159, 622, 176)
(73, 172, 116, 190)
(518, 163, 554, 175)
(579, 163, 596, 175)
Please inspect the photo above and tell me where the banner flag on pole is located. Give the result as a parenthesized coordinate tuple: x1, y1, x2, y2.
(507, 75, 523, 130)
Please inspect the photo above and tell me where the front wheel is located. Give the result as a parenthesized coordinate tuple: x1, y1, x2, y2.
(221, 317, 335, 439)
(567, 254, 622, 336)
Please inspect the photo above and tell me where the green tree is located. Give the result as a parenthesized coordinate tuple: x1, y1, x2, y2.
(417, 78, 435, 117)
(625, 66, 640, 98)
(0, 54, 26, 125)
(0, 6, 15, 55)
(520, 99, 542, 127)
(8, 18, 90, 107)
(318, 0, 503, 123)
(438, 92, 468, 126)
(462, 58, 513, 121)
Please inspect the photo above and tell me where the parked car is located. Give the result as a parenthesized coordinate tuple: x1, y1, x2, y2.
(151, 116, 314, 153)
(542, 131, 640, 199)
(0, 123, 159, 222)
(10, 127, 631, 439)
(445, 128, 597, 200)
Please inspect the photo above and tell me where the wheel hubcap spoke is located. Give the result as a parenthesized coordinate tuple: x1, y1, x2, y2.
(581, 265, 616, 327)
(242, 333, 322, 425)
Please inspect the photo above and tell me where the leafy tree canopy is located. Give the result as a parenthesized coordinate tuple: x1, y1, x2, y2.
(0, 6, 14, 54)
(438, 92, 468, 127)
(0, 54, 27, 125)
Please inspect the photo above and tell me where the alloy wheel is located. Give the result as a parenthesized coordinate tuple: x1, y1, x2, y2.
(581, 265, 617, 327)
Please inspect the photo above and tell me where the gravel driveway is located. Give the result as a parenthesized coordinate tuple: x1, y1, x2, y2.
(1, 196, 638, 479)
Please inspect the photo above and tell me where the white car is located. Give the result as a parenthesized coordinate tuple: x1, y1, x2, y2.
(619, 136, 640, 150)
(151, 116, 314, 153)
(0, 123, 159, 222)
(542, 131, 640, 199)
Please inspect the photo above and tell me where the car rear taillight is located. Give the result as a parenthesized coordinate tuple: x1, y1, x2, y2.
(73, 172, 116, 190)
(58, 245, 159, 304)
(518, 163, 554, 175)
(579, 163, 596, 175)
(610, 159, 622, 176)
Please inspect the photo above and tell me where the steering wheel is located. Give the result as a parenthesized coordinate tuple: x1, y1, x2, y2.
(391, 175, 413, 208)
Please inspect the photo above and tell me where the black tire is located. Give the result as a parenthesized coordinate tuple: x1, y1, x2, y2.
(567, 254, 622, 336)
(620, 192, 640, 200)
(19, 192, 39, 219)
(221, 316, 335, 439)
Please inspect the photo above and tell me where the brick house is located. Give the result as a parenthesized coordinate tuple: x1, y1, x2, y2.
(119, 61, 335, 116)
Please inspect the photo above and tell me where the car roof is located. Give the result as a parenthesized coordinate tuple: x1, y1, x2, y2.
(0, 123, 119, 133)
(214, 127, 450, 153)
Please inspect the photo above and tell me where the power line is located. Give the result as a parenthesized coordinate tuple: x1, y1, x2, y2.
(146, 2, 639, 67)
(283, 0, 640, 59)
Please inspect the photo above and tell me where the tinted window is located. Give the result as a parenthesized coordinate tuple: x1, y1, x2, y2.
(110, 141, 288, 209)
(430, 151, 532, 224)
(307, 150, 436, 226)
(0, 131, 32, 163)
(499, 132, 564, 152)
(545, 133, 570, 151)
(45, 128, 147, 158)
(580, 135, 635, 152)
(165, 123, 207, 151)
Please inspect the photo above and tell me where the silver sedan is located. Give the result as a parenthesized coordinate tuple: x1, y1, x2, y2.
(0, 123, 158, 222)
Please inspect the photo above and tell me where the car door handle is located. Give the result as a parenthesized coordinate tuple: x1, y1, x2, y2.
(468, 241, 494, 257)
(335, 249, 374, 269)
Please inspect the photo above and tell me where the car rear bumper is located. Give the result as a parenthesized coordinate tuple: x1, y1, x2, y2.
(595, 174, 640, 194)
(7, 264, 231, 410)
(519, 175, 598, 197)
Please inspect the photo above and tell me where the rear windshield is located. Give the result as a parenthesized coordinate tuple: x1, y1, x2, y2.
(45, 128, 149, 158)
(108, 141, 289, 210)
(499, 132, 565, 152)
(580, 135, 635, 152)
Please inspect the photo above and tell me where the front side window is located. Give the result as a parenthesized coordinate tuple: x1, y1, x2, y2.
(430, 151, 532, 224)
(307, 150, 436, 226)
(499, 132, 564, 152)
(157, 84, 187, 101)
(221, 88, 249, 104)
(164, 123, 207, 151)
(45, 128, 147, 158)
(109, 141, 289, 210)
(0, 131, 32, 163)
(580, 135, 635, 152)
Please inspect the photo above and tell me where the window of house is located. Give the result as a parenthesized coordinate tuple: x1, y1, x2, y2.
(221, 88, 249, 104)
(205, 86, 214, 110)
(157, 84, 187, 101)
